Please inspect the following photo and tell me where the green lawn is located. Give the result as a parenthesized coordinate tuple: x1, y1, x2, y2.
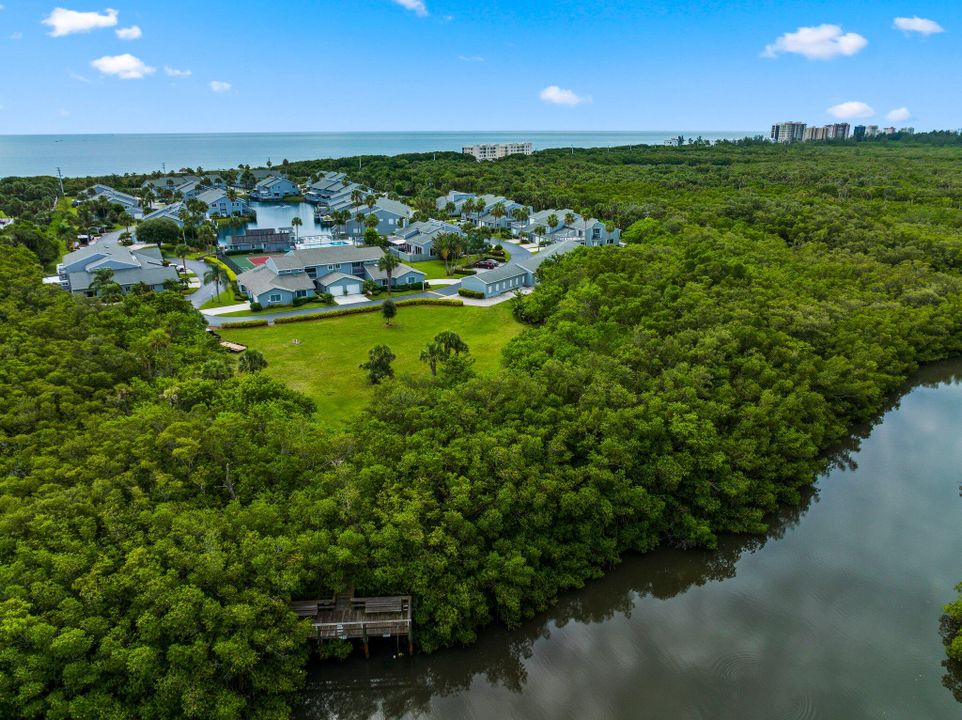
(220, 303, 524, 425)
(200, 288, 237, 309)
(410, 251, 510, 279)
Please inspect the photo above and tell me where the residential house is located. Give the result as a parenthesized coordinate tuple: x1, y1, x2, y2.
(57, 241, 178, 296)
(304, 171, 351, 203)
(142, 203, 187, 228)
(250, 175, 300, 202)
(473, 195, 529, 230)
(387, 219, 462, 261)
(196, 188, 250, 217)
(460, 240, 580, 298)
(236, 245, 426, 305)
(340, 197, 413, 238)
(436, 190, 477, 216)
(551, 217, 621, 247)
(222, 228, 294, 254)
(82, 184, 144, 220)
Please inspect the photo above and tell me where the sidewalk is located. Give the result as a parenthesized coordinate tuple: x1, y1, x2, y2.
(458, 287, 532, 307)
(201, 302, 251, 316)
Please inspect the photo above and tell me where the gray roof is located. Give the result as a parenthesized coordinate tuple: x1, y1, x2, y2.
(517, 239, 581, 272)
(365, 262, 422, 281)
(62, 240, 178, 291)
(236, 265, 315, 296)
(268, 255, 304, 271)
(196, 188, 229, 205)
(317, 271, 360, 285)
(294, 245, 384, 266)
(470, 263, 529, 285)
(372, 197, 413, 216)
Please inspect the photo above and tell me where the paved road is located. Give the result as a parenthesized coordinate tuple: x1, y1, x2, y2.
(183, 258, 221, 309)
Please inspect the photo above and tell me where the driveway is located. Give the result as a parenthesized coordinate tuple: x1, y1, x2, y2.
(182, 258, 220, 309)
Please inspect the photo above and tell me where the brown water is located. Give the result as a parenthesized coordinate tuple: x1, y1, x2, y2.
(302, 360, 962, 719)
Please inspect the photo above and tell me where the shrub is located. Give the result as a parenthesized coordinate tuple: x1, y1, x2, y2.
(272, 298, 464, 324)
(459, 288, 485, 299)
(293, 297, 310, 306)
(220, 319, 268, 329)
(249, 302, 262, 311)
(454, 268, 477, 276)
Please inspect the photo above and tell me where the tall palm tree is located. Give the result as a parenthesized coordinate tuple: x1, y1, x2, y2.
(564, 211, 576, 230)
(177, 207, 193, 245)
(89, 267, 118, 297)
(175, 243, 190, 272)
(434, 232, 456, 275)
(461, 198, 475, 224)
(203, 264, 229, 304)
(377, 251, 401, 297)
(291, 216, 303, 240)
(365, 194, 377, 210)
(533, 224, 547, 250)
(445, 201, 456, 217)
(197, 223, 217, 255)
(490, 202, 506, 231)
(546, 213, 559, 244)
(139, 187, 155, 212)
(511, 206, 529, 237)
(354, 211, 366, 238)
(118, 212, 134, 236)
(419, 341, 444, 376)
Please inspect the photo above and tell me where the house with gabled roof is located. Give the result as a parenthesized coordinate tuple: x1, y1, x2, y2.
(82, 184, 144, 220)
(460, 240, 581, 298)
(250, 175, 300, 202)
(57, 241, 179, 296)
(235, 245, 425, 306)
(196, 188, 250, 217)
(387, 219, 462, 261)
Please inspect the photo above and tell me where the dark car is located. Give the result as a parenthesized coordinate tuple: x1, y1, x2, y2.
(475, 259, 499, 269)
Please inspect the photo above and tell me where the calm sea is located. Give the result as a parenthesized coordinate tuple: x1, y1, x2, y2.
(0, 131, 761, 178)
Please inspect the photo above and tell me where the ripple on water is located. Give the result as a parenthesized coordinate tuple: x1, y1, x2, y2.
(708, 650, 762, 682)
(779, 692, 819, 720)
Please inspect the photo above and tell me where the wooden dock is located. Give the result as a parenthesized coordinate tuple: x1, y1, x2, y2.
(293, 591, 413, 658)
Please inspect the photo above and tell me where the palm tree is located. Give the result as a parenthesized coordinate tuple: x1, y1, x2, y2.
(291, 216, 303, 240)
(354, 211, 366, 238)
(139, 187, 155, 212)
(177, 207, 193, 245)
(511, 206, 529, 237)
(564, 211, 576, 230)
(365, 213, 380, 232)
(419, 341, 444, 376)
(365, 194, 377, 210)
(197, 223, 216, 255)
(118, 212, 134, 236)
(351, 188, 364, 217)
(445, 201, 456, 217)
(203, 264, 229, 304)
(377, 251, 401, 297)
(175, 243, 190, 272)
(533, 224, 547, 250)
(434, 330, 469, 356)
(461, 198, 475, 223)
(490, 202, 506, 231)
(434, 232, 455, 275)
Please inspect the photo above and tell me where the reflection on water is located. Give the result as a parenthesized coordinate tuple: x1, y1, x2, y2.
(218, 202, 324, 245)
(302, 359, 962, 720)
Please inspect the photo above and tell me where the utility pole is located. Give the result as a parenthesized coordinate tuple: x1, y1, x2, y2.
(162, 162, 166, 174)
(56, 167, 65, 197)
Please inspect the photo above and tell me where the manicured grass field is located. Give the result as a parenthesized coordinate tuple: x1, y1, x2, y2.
(200, 288, 237, 309)
(220, 303, 524, 425)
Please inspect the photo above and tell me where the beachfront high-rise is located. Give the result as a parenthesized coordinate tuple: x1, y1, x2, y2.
(463, 143, 534, 161)
(770, 122, 807, 144)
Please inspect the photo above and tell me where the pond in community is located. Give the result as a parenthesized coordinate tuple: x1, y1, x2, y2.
(302, 360, 962, 720)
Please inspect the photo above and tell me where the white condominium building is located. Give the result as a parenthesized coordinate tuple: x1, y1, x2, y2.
(463, 142, 534, 161)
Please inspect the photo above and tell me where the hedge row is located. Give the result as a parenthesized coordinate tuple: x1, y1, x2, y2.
(219, 319, 269, 329)
(458, 288, 485, 299)
(272, 298, 464, 325)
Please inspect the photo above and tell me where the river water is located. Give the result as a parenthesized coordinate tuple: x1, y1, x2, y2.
(302, 360, 962, 719)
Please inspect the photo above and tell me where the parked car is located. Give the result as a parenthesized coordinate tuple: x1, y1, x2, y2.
(475, 259, 499, 270)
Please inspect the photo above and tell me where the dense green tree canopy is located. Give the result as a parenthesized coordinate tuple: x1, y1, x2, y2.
(4, 141, 962, 717)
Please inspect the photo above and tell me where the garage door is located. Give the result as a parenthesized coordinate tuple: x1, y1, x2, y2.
(341, 283, 361, 295)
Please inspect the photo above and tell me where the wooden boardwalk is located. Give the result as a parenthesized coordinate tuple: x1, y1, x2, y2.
(293, 591, 413, 658)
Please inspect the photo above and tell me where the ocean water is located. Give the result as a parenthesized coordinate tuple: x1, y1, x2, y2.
(0, 131, 761, 178)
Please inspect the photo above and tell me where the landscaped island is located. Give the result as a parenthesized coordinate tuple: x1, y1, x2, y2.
(2, 137, 962, 717)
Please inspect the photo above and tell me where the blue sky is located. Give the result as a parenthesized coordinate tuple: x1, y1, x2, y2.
(0, 0, 957, 134)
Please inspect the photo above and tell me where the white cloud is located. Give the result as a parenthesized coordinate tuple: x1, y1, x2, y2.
(68, 69, 92, 83)
(8, 31, 22, 40)
(893, 16, 944, 36)
(827, 101, 874, 119)
(115, 25, 141, 40)
(886, 107, 912, 122)
(539, 85, 591, 106)
(763, 24, 868, 60)
(90, 54, 155, 79)
(392, 0, 428, 17)
(164, 66, 192, 78)
(43, 7, 118, 37)
(458, 55, 484, 62)
(209, 80, 231, 93)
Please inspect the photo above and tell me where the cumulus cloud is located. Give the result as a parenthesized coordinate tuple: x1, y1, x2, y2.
(763, 24, 867, 60)
(539, 85, 591, 106)
(90, 53, 155, 79)
(893, 16, 944, 36)
(392, 0, 428, 16)
(115, 25, 141, 40)
(827, 101, 874, 119)
(209, 80, 231, 93)
(164, 66, 192, 78)
(886, 107, 912, 122)
(43, 7, 118, 37)
(458, 55, 484, 62)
